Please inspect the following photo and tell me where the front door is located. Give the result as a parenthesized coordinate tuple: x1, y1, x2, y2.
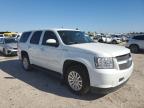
(39, 31, 63, 73)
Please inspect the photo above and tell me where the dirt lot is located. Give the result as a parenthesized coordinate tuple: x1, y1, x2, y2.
(0, 52, 144, 108)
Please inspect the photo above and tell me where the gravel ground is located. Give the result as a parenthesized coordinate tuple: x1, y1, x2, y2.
(0, 52, 144, 108)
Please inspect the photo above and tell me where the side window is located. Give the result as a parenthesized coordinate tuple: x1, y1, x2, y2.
(30, 31, 42, 44)
(133, 35, 144, 40)
(42, 31, 59, 47)
(19, 32, 31, 43)
(141, 35, 144, 40)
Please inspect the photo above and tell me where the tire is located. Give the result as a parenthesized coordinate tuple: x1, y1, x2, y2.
(130, 45, 139, 53)
(65, 65, 90, 95)
(22, 55, 31, 71)
(112, 40, 117, 44)
(98, 39, 103, 43)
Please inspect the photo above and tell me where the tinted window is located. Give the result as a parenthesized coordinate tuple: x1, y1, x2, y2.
(30, 31, 42, 44)
(20, 32, 31, 43)
(58, 31, 93, 45)
(133, 35, 144, 40)
(42, 31, 59, 46)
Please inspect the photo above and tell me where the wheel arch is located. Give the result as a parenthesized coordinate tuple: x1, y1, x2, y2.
(63, 59, 90, 84)
(129, 44, 139, 48)
(21, 50, 29, 59)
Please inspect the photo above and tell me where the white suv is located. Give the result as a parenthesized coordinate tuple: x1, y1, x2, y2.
(18, 29, 133, 94)
(126, 35, 144, 53)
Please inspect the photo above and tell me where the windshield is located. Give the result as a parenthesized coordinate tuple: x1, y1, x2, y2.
(58, 31, 93, 45)
(5, 38, 17, 43)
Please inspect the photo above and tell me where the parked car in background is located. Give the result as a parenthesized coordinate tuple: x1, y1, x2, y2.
(0, 38, 18, 56)
(111, 35, 122, 44)
(121, 35, 129, 42)
(0, 34, 5, 38)
(18, 29, 133, 95)
(126, 35, 144, 53)
(98, 35, 112, 43)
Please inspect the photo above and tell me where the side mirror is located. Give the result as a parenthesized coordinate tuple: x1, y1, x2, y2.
(46, 39, 59, 47)
(46, 39, 56, 44)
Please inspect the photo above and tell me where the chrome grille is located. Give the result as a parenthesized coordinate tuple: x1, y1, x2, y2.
(116, 53, 132, 70)
(116, 53, 131, 61)
(119, 60, 132, 70)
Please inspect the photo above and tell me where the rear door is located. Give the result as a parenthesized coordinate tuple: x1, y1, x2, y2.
(28, 31, 43, 66)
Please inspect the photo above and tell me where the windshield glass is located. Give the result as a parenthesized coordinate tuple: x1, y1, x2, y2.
(58, 31, 93, 45)
(5, 38, 17, 43)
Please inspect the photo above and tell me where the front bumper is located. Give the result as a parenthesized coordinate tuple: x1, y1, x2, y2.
(90, 78, 129, 94)
(6, 49, 18, 55)
(89, 62, 133, 89)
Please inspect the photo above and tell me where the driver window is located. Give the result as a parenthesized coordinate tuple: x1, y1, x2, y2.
(42, 31, 59, 46)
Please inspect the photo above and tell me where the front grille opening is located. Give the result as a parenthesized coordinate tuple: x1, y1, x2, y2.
(116, 53, 131, 62)
(116, 53, 132, 70)
(119, 60, 132, 70)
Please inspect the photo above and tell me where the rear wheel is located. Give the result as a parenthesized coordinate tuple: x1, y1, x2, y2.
(130, 45, 139, 53)
(22, 55, 31, 71)
(65, 65, 90, 95)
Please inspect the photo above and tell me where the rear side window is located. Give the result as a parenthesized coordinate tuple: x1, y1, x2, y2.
(19, 32, 31, 43)
(30, 31, 42, 44)
(133, 35, 144, 40)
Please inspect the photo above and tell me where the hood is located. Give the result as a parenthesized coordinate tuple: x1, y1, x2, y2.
(5, 43, 17, 49)
(69, 43, 130, 57)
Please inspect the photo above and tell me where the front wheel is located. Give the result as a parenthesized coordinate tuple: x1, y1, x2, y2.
(129, 45, 139, 53)
(65, 65, 90, 95)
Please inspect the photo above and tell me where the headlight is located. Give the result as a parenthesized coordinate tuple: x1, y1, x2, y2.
(94, 57, 114, 69)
